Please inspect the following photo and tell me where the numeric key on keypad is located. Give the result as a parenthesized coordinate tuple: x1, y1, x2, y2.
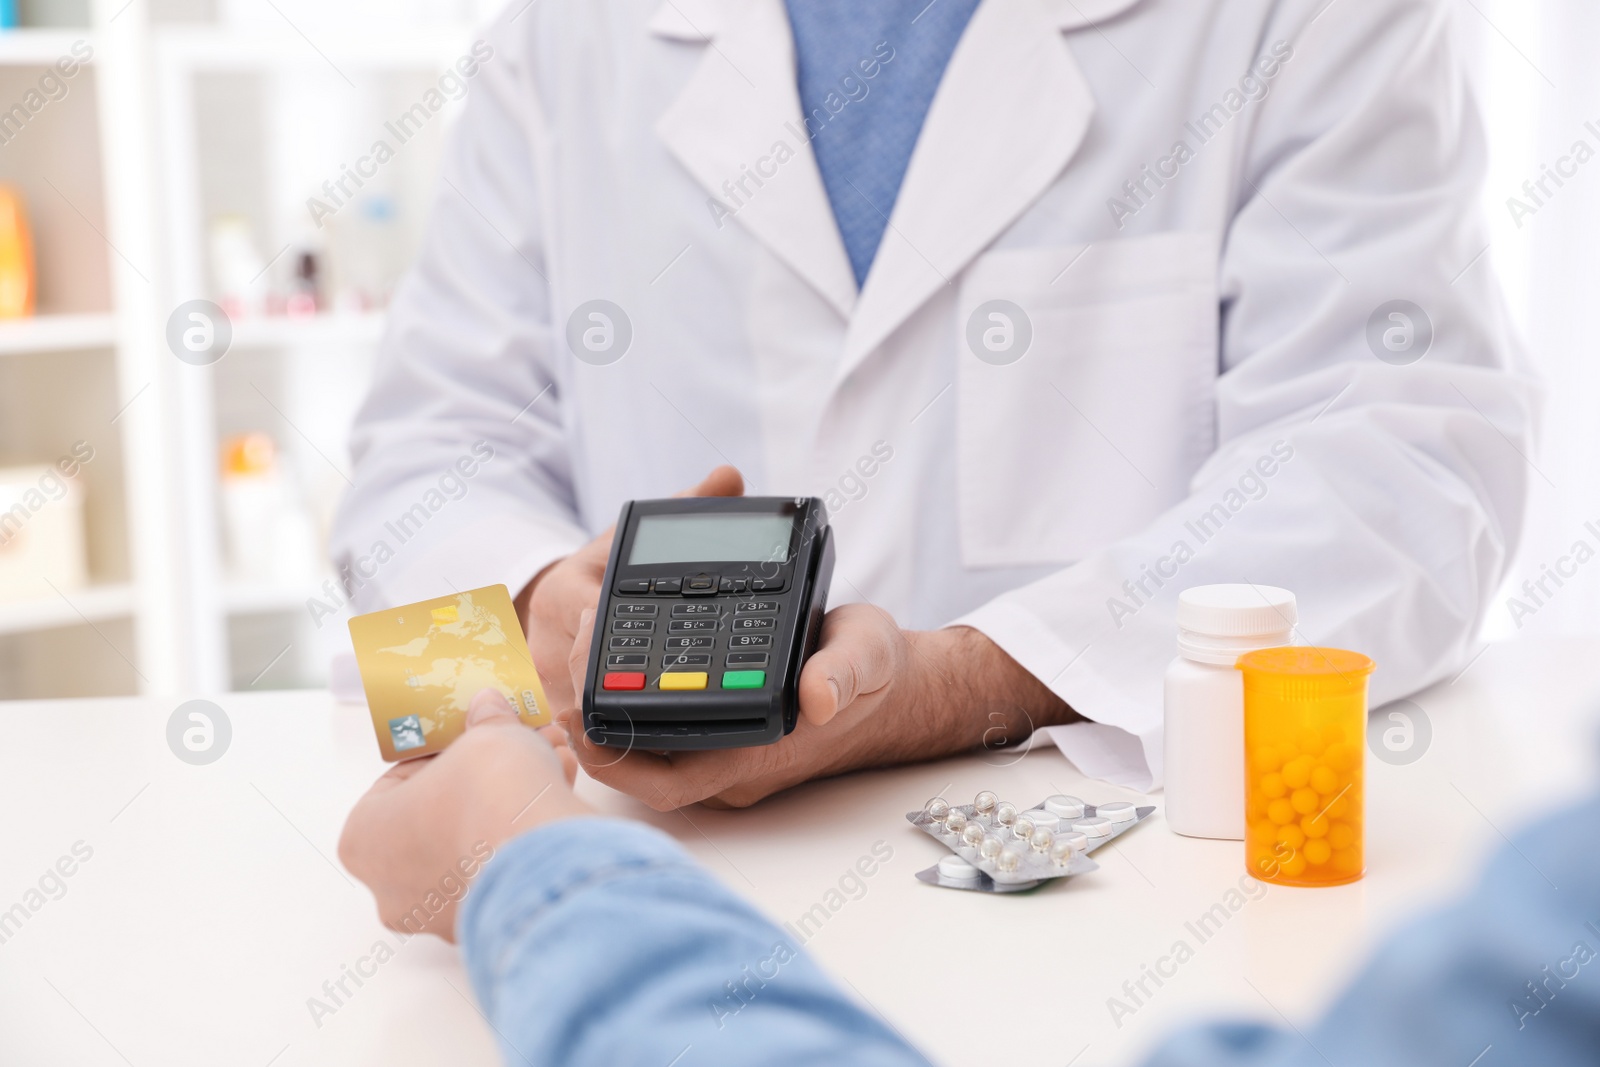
(608, 636, 651, 650)
(665, 636, 713, 649)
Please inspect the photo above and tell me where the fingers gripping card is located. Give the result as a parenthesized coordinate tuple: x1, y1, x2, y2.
(349, 585, 551, 761)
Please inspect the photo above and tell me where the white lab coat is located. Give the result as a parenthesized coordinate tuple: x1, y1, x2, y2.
(331, 0, 1534, 789)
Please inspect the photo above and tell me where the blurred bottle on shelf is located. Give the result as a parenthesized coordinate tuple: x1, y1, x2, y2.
(286, 248, 322, 318)
(208, 215, 268, 319)
(219, 432, 319, 587)
(0, 187, 36, 319)
(0, 465, 88, 602)
(0, 0, 17, 29)
(326, 193, 403, 312)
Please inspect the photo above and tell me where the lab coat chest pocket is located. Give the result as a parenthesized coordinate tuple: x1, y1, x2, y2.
(955, 232, 1219, 567)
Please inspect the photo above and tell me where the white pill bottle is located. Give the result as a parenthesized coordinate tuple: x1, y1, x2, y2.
(1164, 585, 1297, 839)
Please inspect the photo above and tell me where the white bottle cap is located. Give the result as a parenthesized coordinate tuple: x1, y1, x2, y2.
(1176, 584, 1297, 664)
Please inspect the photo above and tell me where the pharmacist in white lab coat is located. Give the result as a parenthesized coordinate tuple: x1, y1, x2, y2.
(331, 0, 1533, 804)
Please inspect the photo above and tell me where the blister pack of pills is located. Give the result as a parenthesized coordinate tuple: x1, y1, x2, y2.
(907, 791, 1156, 893)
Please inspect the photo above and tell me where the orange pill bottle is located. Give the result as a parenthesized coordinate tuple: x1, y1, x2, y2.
(0, 186, 36, 319)
(1238, 647, 1374, 887)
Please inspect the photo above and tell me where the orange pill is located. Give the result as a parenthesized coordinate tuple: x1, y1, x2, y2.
(1282, 756, 1313, 789)
(1323, 741, 1356, 772)
(1268, 799, 1297, 825)
(1260, 773, 1288, 799)
(1279, 853, 1308, 878)
(1304, 838, 1332, 865)
(1277, 824, 1306, 850)
(1310, 765, 1340, 795)
(1326, 794, 1351, 820)
(1328, 823, 1356, 850)
(1290, 787, 1320, 815)
(1300, 813, 1330, 838)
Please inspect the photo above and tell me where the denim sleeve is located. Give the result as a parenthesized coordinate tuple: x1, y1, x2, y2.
(457, 817, 933, 1067)
(1143, 791, 1600, 1067)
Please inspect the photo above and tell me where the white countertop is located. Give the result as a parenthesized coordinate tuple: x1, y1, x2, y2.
(2, 636, 1597, 1067)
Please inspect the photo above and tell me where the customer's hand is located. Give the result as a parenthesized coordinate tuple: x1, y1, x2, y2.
(558, 609, 1076, 810)
(517, 466, 745, 713)
(339, 690, 592, 942)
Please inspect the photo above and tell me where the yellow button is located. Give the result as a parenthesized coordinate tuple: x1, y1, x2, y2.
(658, 671, 708, 691)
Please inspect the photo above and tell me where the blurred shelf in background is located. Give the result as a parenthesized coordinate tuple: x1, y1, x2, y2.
(0, 29, 93, 66)
(0, 312, 115, 355)
(0, 581, 134, 637)
(222, 578, 324, 616)
(229, 311, 385, 350)
(154, 26, 469, 70)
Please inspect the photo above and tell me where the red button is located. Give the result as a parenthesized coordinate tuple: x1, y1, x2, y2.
(602, 671, 646, 691)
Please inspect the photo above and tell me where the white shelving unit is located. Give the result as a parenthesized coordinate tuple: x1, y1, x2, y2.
(0, 3, 484, 697)
(152, 14, 472, 693)
(0, 13, 164, 699)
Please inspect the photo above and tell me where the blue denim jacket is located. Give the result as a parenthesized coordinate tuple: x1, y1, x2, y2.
(459, 793, 1600, 1066)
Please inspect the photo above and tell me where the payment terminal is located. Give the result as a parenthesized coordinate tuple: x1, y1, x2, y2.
(580, 496, 834, 750)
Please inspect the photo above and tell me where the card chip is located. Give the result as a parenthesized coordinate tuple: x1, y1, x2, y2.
(389, 715, 426, 751)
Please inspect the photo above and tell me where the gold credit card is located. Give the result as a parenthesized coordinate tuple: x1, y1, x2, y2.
(349, 584, 551, 762)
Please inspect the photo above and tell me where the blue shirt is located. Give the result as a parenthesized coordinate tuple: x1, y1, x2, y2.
(782, 0, 982, 287)
(460, 791, 1600, 1066)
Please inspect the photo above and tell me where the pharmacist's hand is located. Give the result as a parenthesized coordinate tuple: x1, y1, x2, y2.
(559, 603, 924, 810)
(339, 690, 592, 943)
(518, 466, 745, 713)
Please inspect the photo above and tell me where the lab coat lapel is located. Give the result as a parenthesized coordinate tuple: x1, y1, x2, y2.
(1039, 0, 1149, 30)
(834, 0, 1109, 386)
(653, 0, 857, 320)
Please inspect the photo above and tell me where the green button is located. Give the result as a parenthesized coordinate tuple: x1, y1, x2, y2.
(721, 669, 766, 690)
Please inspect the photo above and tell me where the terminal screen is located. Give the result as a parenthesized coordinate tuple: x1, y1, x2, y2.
(628, 513, 794, 565)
